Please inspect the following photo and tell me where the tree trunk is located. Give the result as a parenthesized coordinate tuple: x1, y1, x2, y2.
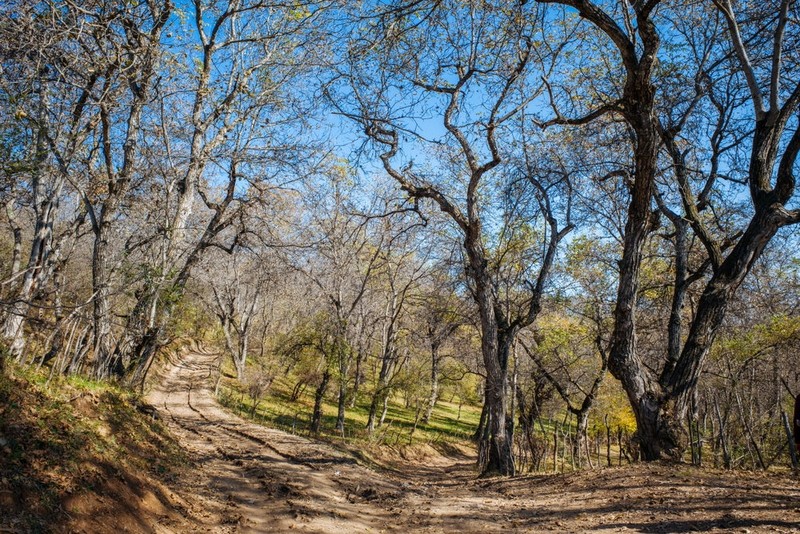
(422, 342, 441, 424)
(606, 140, 676, 458)
(606, 107, 670, 459)
(629, 390, 685, 461)
(123, 325, 162, 392)
(91, 228, 114, 378)
(350, 349, 365, 408)
(666, 208, 781, 419)
(781, 409, 798, 469)
(626, 207, 785, 460)
(379, 394, 389, 427)
(366, 389, 383, 433)
(336, 370, 347, 433)
(238, 333, 248, 379)
(310, 369, 330, 433)
(479, 328, 514, 476)
(712, 395, 731, 469)
(573, 410, 589, 467)
(554, 1, 667, 463)
(2, 113, 57, 360)
(662, 218, 688, 378)
(621, 215, 782, 461)
(473, 398, 488, 441)
(2, 196, 23, 328)
(794, 394, 800, 459)
(2, 306, 28, 361)
(367, 342, 396, 433)
(2, 200, 58, 360)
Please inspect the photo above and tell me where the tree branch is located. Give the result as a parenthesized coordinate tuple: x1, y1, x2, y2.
(711, 0, 766, 119)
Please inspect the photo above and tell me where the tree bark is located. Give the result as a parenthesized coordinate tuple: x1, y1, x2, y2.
(3, 197, 23, 302)
(793, 394, 800, 459)
(336, 355, 348, 433)
(666, 208, 782, 417)
(422, 342, 441, 424)
(479, 323, 514, 476)
(311, 369, 331, 433)
(606, 114, 672, 459)
(473, 399, 488, 442)
(781, 410, 798, 469)
(91, 227, 114, 378)
(368, 303, 399, 432)
(2, 89, 60, 360)
(2, 175, 62, 360)
(122, 325, 162, 392)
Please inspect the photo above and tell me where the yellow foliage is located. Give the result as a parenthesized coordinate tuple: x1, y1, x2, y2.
(590, 379, 637, 434)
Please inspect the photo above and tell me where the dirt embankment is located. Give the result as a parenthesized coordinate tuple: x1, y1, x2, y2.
(4, 348, 800, 533)
(0, 367, 186, 533)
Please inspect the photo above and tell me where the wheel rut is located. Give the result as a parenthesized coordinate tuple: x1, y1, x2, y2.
(148, 349, 407, 533)
(144, 348, 800, 533)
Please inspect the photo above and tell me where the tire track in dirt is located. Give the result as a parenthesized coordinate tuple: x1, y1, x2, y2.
(148, 348, 407, 533)
(148, 348, 800, 533)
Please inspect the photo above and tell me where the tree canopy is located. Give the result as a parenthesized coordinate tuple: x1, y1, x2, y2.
(2, 0, 799, 475)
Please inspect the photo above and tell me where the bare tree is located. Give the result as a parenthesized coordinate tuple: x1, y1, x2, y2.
(536, 0, 667, 459)
(538, 0, 800, 461)
(202, 251, 270, 380)
(0, 0, 119, 363)
(660, 0, 800, 455)
(417, 268, 468, 425)
(366, 218, 428, 433)
(336, 0, 573, 475)
(520, 316, 608, 467)
(294, 171, 385, 433)
(81, 0, 172, 378)
(114, 0, 330, 388)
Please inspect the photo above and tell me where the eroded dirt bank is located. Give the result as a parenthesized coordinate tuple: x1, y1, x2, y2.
(147, 349, 800, 533)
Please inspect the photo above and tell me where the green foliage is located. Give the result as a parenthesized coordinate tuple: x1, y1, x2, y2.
(169, 300, 217, 341)
(536, 313, 591, 356)
(589, 381, 637, 435)
(441, 360, 482, 405)
(714, 314, 800, 363)
(563, 235, 618, 306)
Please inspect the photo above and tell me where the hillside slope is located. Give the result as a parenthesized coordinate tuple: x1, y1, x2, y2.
(0, 367, 192, 533)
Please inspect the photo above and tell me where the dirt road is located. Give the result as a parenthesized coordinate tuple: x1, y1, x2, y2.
(149, 349, 800, 533)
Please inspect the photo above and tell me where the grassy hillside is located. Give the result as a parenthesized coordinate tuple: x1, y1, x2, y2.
(0, 366, 186, 533)
(216, 368, 483, 463)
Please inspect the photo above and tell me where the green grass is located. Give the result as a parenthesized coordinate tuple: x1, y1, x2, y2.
(213, 356, 639, 473)
(217, 369, 482, 451)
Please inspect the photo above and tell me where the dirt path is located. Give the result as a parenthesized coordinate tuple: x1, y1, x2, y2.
(149, 349, 800, 533)
(149, 348, 412, 533)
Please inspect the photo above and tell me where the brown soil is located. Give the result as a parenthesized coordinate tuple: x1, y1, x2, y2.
(5, 348, 799, 533)
(144, 348, 800, 533)
(0, 368, 188, 534)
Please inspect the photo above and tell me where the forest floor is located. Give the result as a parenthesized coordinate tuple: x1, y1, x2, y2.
(132, 347, 800, 533)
